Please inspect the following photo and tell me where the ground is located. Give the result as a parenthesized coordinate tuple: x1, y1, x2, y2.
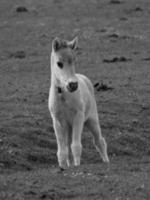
(0, 0, 150, 199)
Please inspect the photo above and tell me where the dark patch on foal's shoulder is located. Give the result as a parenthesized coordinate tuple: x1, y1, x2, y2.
(57, 87, 62, 94)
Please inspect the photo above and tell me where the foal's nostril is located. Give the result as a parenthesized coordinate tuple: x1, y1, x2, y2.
(68, 81, 78, 92)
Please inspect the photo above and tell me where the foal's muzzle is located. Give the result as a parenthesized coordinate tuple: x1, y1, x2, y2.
(67, 81, 78, 92)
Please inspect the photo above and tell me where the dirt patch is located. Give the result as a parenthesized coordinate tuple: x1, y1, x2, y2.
(15, 6, 28, 13)
(94, 82, 114, 91)
(103, 56, 132, 63)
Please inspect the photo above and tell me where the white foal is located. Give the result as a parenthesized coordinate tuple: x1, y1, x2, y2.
(48, 37, 109, 169)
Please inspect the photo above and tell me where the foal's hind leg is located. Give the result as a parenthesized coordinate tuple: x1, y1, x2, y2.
(86, 117, 109, 163)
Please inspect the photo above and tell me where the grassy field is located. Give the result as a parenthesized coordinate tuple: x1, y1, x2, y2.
(0, 0, 150, 199)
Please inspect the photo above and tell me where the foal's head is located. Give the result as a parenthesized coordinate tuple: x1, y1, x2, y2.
(51, 37, 78, 92)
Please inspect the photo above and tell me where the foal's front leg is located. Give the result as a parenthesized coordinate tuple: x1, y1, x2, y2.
(71, 111, 84, 166)
(53, 118, 69, 169)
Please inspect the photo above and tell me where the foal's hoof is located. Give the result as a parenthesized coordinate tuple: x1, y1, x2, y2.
(102, 155, 110, 163)
(104, 158, 110, 163)
(51, 166, 65, 174)
(57, 167, 65, 173)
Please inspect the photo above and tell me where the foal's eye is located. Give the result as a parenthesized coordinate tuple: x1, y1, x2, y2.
(57, 61, 63, 69)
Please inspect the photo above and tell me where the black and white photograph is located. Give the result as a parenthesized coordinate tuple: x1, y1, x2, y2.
(0, 0, 150, 199)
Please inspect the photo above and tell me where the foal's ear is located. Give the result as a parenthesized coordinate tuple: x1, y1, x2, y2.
(52, 37, 61, 52)
(67, 37, 78, 50)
